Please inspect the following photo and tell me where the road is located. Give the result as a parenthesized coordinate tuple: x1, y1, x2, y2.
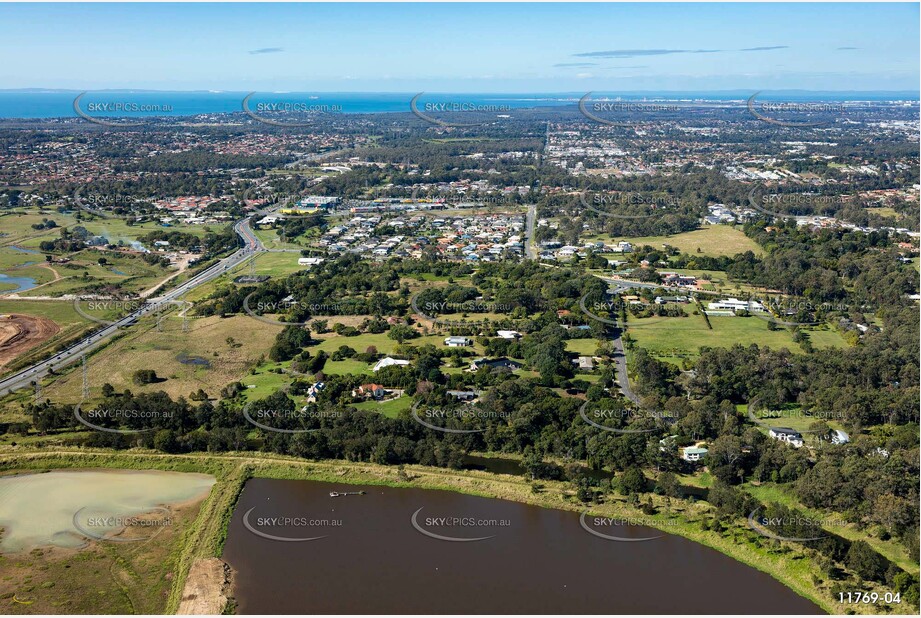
(0, 215, 264, 395)
(525, 204, 537, 260)
(597, 279, 642, 405)
(591, 276, 720, 407)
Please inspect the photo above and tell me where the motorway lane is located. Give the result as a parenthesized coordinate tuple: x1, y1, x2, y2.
(0, 216, 264, 395)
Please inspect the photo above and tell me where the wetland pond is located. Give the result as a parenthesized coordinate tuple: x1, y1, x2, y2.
(223, 477, 823, 614)
(0, 469, 215, 553)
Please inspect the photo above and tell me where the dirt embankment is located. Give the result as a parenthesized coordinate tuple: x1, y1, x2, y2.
(0, 314, 60, 368)
(177, 557, 233, 615)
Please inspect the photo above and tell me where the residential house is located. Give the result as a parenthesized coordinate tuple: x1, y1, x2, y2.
(769, 427, 804, 448)
(372, 357, 411, 372)
(352, 383, 386, 400)
(708, 298, 765, 312)
(682, 447, 708, 462)
(444, 336, 473, 347)
(447, 390, 479, 402)
(469, 357, 523, 372)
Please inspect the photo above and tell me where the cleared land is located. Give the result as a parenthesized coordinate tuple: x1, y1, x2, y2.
(627, 307, 848, 366)
(0, 315, 60, 369)
(591, 225, 763, 258)
(40, 314, 280, 402)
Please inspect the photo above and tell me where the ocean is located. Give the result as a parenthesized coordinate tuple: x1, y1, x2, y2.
(0, 90, 915, 120)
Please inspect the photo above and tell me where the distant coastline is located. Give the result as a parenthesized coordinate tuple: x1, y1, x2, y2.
(0, 89, 917, 120)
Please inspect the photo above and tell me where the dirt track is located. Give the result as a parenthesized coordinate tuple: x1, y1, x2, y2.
(0, 313, 60, 368)
(177, 558, 232, 614)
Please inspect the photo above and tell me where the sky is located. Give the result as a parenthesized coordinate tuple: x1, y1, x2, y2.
(0, 2, 917, 92)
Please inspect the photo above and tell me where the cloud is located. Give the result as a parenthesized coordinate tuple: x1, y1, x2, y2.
(740, 46, 788, 52)
(249, 47, 284, 55)
(574, 46, 787, 59)
(837, 46, 859, 50)
(604, 65, 649, 70)
(554, 62, 598, 68)
(574, 49, 721, 58)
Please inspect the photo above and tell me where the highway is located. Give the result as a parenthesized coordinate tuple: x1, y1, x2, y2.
(0, 215, 264, 396)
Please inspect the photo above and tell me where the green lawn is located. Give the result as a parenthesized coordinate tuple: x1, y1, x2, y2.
(627, 312, 849, 366)
(352, 395, 411, 418)
(321, 358, 374, 376)
(565, 338, 601, 355)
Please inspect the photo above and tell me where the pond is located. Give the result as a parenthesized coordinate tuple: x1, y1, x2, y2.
(0, 469, 215, 553)
(222, 478, 822, 614)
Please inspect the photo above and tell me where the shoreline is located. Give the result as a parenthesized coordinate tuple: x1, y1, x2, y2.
(0, 447, 906, 615)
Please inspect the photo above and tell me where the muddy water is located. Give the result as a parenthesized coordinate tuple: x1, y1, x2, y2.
(0, 469, 215, 553)
(222, 478, 823, 614)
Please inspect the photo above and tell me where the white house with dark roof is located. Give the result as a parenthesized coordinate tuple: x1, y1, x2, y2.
(769, 427, 804, 448)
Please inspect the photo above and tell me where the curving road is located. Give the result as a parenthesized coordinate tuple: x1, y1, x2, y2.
(0, 215, 264, 395)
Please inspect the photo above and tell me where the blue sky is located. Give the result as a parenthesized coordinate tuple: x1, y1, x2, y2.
(0, 2, 917, 92)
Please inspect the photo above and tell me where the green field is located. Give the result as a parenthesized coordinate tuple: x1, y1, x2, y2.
(0, 209, 213, 251)
(627, 309, 849, 366)
(353, 395, 412, 418)
(565, 338, 601, 355)
(39, 313, 281, 402)
(590, 225, 763, 258)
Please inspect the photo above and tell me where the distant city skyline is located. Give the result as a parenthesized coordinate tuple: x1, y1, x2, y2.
(0, 2, 917, 92)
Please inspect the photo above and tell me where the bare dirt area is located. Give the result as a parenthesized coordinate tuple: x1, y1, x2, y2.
(0, 314, 60, 368)
(177, 557, 232, 615)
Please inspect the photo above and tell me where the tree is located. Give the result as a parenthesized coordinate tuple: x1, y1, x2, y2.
(133, 369, 159, 385)
(845, 541, 887, 582)
(655, 471, 682, 498)
(153, 429, 179, 453)
(619, 466, 647, 494)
